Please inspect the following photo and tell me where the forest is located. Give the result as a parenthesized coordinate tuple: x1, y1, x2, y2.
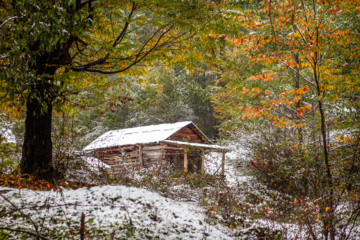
(0, 0, 359, 239)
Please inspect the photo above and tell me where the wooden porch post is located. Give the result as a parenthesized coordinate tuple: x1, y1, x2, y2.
(201, 149, 205, 174)
(139, 145, 143, 167)
(221, 151, 225, 175)
(184, 150, 188, 172)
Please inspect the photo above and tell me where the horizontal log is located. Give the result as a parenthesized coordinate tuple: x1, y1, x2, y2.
(143, 145, 162, 151)
(128, 153, 139, 158)
(164, 153, 185, 156)
(175, 127, 196, 134)
(143, 151, 162, 158)
(127, 158, 139, 162)
(171, 132, 201, 139)
(127, 163, 141, 167)
(162, 147, 186, 151)
(168, 137, 203, 143)
(121, 146, 137, 150)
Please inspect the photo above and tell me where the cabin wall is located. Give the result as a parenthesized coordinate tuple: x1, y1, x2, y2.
(94, 146, 141, 178)
(94, 144, 166, 179)
(93, 143, 210, 179)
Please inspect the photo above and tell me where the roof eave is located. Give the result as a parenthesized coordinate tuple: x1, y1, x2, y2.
(162, 140, 230, 152)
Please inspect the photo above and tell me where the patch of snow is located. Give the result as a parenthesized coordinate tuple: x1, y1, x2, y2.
(79, 156, 111, 171)
(0, 127, 16, 144)
(204, 141, 250, 185)
(64, 156, 111, 184)
(0, 185, 234, 239)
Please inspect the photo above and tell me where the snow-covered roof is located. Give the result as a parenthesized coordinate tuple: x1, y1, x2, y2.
(84, 121, 210, 151)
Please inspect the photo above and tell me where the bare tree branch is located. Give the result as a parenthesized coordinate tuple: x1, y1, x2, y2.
(113, 2, 137, 48)
(0, 16, 18, 30)
(0, 192, 40, 238)
(0, 227, 50, 240)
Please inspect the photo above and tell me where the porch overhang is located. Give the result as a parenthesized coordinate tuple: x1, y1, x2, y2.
(161, 140, 229, 152)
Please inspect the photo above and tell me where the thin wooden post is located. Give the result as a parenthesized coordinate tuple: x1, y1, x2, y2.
(221, 151, 225, 175)
(184, 150, 188, 172)
(80, 212, 85, 240)
(201, 149, 205, 174)
(138, 145, 143, 167)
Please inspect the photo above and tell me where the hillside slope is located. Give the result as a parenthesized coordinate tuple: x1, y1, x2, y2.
(0, 185, 234, 239)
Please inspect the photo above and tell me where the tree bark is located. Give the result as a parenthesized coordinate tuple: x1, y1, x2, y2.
(19, 37, 72, 181)
(20, 80, 55, 181)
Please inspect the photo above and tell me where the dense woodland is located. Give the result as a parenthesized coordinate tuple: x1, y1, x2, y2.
(0, 0, 359, 239)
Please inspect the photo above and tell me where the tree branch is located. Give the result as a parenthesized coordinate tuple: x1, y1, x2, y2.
(0, 192, 40, 239)
(112, 2, 137, 48)
(0, 227, 50, 240)
(72, 24, 175, 74)
(0, 16, 18, 30)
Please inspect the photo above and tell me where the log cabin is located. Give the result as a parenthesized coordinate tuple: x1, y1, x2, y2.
(83, 121, 228, 179)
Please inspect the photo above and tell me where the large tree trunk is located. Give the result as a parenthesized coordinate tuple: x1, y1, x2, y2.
(20, 80, 55, 181)
(19, 38, 72, 181)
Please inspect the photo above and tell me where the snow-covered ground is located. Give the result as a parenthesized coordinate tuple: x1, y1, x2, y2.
(0, 185, 234, 239)
(0, 126, 16, 144)
(205, 140, 250, 185)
